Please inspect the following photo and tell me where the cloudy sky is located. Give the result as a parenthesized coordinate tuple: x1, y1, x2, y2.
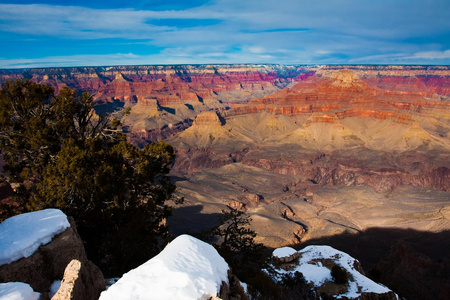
(0, 0, 449, 68)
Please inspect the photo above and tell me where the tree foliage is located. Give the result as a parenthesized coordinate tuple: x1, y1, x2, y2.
(213, 209, 261, 253)
(0, 80, 177, 275)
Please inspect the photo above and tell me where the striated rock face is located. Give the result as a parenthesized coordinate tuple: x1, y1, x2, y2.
(0, 218, 105, 300)
(2, 64, 449, 260)
(0, 64, 308, 104)
(193, 111, 225, 126)
(166, 66, 449, 251)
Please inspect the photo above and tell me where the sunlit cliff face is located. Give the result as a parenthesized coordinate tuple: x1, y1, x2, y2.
(1, 65, 449, 248)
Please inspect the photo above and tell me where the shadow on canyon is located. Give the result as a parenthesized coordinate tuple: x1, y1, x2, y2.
(168, 205, 222, 236)
(93, 99, 124, 115)
(298, 227, 450, 269)
(169, 206, 450, 300)
(298, 228, 450, 300)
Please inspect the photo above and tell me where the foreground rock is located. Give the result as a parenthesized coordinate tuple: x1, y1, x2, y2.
(270, 245, 398, 299)
(0, 209, 105, 300)
(100, 234, 246, 300)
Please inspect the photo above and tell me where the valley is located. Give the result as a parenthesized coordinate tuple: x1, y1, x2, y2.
(1, 64, 449, 297)
(1, 64, 448, 246)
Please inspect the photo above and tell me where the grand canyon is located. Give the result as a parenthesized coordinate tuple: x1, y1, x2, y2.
(1, 64, 449, 298)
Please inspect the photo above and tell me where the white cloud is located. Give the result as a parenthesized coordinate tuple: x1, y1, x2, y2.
(408, 50, 450, 60)
(0, 1, 449, 66)
(348, 49, 450, 65)
(0, 53, 149, 69)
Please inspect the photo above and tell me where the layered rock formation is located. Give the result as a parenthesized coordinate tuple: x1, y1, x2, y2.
(1, 65, 449, 288)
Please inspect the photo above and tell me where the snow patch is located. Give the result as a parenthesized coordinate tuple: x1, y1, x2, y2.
(0, 282, 40, 300)
(272, 246, 296, 259)
(100, 234, 229, 300)
(299, 245, 392, 297)
(271, 245, 394, 299)
(0, 209, 70, 266)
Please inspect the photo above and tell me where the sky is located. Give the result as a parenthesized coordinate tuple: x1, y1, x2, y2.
(0, 0, 449, 68)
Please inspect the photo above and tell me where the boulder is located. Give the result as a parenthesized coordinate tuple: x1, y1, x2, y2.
(0, 217, 105, 300)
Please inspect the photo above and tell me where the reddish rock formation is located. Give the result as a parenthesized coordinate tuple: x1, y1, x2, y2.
(246, 68, 449, 123)
(193, 111, 225, 126)
(0, 65, 310, 105)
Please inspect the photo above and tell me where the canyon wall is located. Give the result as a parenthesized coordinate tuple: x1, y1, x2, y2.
(1, 63, 449, 249)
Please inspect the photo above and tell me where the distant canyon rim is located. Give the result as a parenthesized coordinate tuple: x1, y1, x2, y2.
(1, 64, 449, 250)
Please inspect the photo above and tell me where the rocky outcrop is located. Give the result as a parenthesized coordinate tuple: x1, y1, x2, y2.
(51, 259, 81, 300)
(217, 270, 249, 300)
(129, 118, 194, 145)
(270, 245, 398, 299)
(50, 258, 104, 300)
(193, 111, 225, 126)
(0, 218, 105, 300)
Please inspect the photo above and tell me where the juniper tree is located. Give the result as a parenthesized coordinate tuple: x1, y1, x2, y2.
(0, 80, 178, 275)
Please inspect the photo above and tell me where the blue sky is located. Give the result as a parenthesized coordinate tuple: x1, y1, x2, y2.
(0, 0, 449, 68)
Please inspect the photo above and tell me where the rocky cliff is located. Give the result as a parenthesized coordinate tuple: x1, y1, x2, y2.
(1, 64, 449, 266)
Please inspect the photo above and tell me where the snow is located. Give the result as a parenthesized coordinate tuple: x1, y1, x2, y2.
(48, 280, 61, 298)
(0, 282, 40, 300)
(240, 281, 248, 295)
(99, 234, 230, 300)
(0, 209, 70, 266)
(299, 245, 392, 297)
(271, 245, 394, 299)
(272, 246, 296, 259)
(298, 260, 332, 286)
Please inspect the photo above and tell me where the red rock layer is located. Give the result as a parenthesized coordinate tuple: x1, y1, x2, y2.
(234, 68, 450, 124)
(0, 65, 312, 105)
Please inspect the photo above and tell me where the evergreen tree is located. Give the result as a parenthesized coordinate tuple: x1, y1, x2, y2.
(0, 80, 178, 275)
(213, 209, 262, 254)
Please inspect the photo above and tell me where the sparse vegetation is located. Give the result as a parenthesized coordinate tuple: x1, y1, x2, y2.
(331, 265, 348, 284)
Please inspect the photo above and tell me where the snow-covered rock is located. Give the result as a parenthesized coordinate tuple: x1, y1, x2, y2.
(0, 209, 105, 300)
(100, 234, 230, 300)
(0, 209, 70, 266)
(273, 246, 297, 259)
(271, 245, 398, 299)
(0, 282, 40, 300)
(272, 246, 301, 263)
